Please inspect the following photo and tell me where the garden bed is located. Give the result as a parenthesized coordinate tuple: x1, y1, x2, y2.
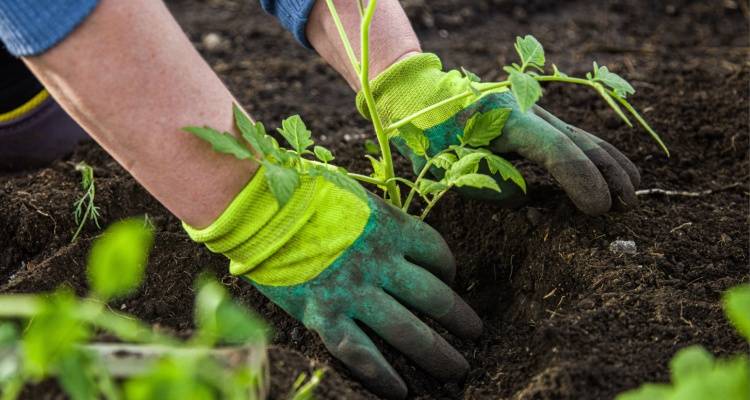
(1, 0, 748, 398)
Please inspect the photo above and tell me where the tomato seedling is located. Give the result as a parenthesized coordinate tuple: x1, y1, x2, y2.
(71, 161, 101, 242)
(187, 0, 668, 220)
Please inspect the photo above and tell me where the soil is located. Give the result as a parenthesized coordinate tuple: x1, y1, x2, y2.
(2, 0, 748, 399)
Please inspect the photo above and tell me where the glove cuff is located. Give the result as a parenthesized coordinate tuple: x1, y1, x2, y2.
(355, 53, 467, 130)
(183, 166, 324, 276)
(183, 166, 371, 286)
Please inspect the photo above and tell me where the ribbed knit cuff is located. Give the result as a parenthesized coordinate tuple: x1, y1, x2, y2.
(0, 0, 100, 56)
(259, 0, 317, 49)
(183, 166, 326, 276)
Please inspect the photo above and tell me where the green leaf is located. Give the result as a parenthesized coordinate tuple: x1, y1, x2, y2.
(460, 67, 481, 82)
(431, 153, 457, 170)
(22, 290, 90, 378)
(670, 346, 716, 385)
(615, 383, 673, 400)
(307, 164, 367, 201)
(195, 278, 268, 345)
(724, 284, 750, 342)
(184, 126, 253, 160)
(462, 108, 511, 147)
(88, 219, 154, 300)
(397, 124, 430, 157)
(509, 70, 542, 113)
(596, 65, 635, 98)
(418, 179, 449, 195)
(447, 152, 486, 179)
(262, 161, 300, 207)
(486, 154, 527, 193)
(313, 146, 334, 163)
(552, 64, 568, 78)
(277, 115, 314, 154)
(515, 35, 545, 70)
(453, 174, 501, 192)
(57, 351, 97, 400)
(364, 139, 380, 155)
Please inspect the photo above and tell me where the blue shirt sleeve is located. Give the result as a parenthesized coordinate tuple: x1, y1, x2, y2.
(259, 0, 317, 48)
(0, 0, 100, 56)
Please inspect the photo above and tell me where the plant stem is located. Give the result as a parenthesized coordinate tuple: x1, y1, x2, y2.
(402, 158, 435, 213)
(324, 0, 360, 75)
(609, 90, 670, 156)
(420, 189, 450, 220)
(386, 81, 511, 131)
(348, 172, 384, 186)
(358, 0, 401, 207)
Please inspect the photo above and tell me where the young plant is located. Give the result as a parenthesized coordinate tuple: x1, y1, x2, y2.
(616, 284, 750, 400)
(71, 161, 102, 242)
(0, 218, 270, 400)
(188, 1, 667, 220)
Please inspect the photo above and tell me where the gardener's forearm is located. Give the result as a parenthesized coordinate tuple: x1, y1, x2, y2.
(306, 0, 421, 90)
(21, 0, 257, 228)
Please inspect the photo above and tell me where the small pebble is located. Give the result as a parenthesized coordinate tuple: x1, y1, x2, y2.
(609, 240, 637, 255)
(202, 32, 225, 53)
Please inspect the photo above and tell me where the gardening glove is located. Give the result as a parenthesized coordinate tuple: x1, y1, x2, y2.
(184, 167, 482, 400)
(357, 53, 642, 215)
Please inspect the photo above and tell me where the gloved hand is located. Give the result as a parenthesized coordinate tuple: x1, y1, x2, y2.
(357, 53, 641, 215)
(185, 167, 482, 399)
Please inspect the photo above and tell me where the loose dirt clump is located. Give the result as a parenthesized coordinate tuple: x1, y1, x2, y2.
(1, 0, 747, 398)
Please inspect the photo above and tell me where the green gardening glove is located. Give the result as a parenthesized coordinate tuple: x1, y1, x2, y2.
(185, 167, 482, 399)
(357, 53, 642, 215)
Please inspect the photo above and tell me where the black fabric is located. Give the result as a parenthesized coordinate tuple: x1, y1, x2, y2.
(0, 44, 43, 114)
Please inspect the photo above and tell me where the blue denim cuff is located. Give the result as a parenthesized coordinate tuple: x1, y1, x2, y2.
(0, 0, 100, 56)
(259, 0, 317, 48)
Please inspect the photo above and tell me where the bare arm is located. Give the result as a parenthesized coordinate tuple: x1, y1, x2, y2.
(23, 0, 257, 228)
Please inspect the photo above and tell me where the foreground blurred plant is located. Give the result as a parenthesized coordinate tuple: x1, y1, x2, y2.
(187, 1, 666, 219)
(616, 284, 750, 400)
(0, 219, 270, 400)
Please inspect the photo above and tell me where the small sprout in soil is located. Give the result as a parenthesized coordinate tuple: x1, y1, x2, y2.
(71, 161, 101, 242)
(0, 219, 273, 400)
(616, 284, 750, 400)
(289, 369, 325, 400)
(188, 0, 668, 220)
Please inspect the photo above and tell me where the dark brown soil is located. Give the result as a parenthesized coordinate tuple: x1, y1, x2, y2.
(2, 0, 749, 399)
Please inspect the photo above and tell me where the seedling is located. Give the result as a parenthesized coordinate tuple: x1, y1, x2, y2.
(0, 219, 270, 400)
(616, 284, 750, 400)
(187, 1, 667, 220)
(71, 161, 101, 242)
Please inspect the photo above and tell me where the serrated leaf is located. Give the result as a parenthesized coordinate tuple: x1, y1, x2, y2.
(184, 126, 253, 160)
(462, 108, 512, 147)
(397, 123, 430, 157)
(453, 174, 501, 192)
(313, 146, 334, 163)
(669, 346, 715, 385)
(515, 35, 545, 70)
(447, 152, 487, 179)
(510, 70, 542, 113)
(419, 179, 449, 195)
(365, 155, 387, 191)
(308, 164, 367, 201)
(88, 219, 154, 300)
(596, 66, 636, 98)
(486, 154, 527, 193)
(461, 67, 481, 82)
(724, 284, 750, 342)
(262, 161, 300, 207)
(432, 153, 457, 170)
(277, 115, 314, 154)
